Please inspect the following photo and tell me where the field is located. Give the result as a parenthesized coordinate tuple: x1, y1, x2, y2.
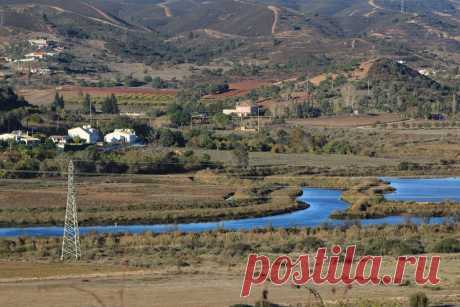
(0, 175, 303, 227)
(17, 86, 177, 109)
(1, 225, 459, 306)
(287, 113, 404, 128)
(202, 80, 273, 99)
(192, 149, 402, 168)
(0, 259, 458, 307)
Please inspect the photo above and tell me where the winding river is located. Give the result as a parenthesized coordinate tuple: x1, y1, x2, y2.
(1, 177, 457, 237)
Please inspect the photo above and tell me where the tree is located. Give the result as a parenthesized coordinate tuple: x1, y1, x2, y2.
(82, 94, 95, 114)
(0, 87, 29, 111)
(211, 113, 231, 129)
(101, 94, 119, 114)
(51, 92, 64, 111)
(232, 144, 249, 168)
(152, 77, 165, 89)
(144, 75, 153, 83)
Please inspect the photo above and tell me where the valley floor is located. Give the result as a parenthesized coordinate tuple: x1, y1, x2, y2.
(1, 255, 459, 307)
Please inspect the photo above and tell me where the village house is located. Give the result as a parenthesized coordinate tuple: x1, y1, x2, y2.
(0, 131, 40, 145)
(223, 103, 258, 118)
(104, 129, 137, 144)
(25, 51, 50, 60)
(28, 38, 48, 49)
(68, 125, 100, 144)
(49, 135, 70, 144)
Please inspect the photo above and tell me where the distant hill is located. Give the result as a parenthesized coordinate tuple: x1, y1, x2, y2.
(2, 0, 460, 76)
(366, 59, 451, 115)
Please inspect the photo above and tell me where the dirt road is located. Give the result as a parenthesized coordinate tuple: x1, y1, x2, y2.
(268, 5, 279, 34)
(1, 265, 460, 307)
(159, 3, 173, 17)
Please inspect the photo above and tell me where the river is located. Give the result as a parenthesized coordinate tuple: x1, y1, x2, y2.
(1, 177, 457, 237)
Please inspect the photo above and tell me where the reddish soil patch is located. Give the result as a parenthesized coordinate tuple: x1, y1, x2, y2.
(59, 86, 177, 96)
(203, 80, 273, 99)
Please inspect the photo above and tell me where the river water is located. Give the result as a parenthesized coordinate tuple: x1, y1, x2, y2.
(1, 177, 457, 237)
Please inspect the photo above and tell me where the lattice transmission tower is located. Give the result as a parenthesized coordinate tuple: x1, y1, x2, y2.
(61, 160, 81, 261)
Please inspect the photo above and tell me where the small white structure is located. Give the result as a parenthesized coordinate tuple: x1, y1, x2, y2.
(223, 104, 258, 118)
(104, 129, 137, 144)
(68, 125, 100, 144)
(0, 131, 40, 145)
(28, 39, 48, 49)
(49, 135, 70, 144)
(418, 69, 436, 77)
(25, 52, 45, 60)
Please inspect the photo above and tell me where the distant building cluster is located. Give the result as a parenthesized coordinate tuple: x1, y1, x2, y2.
(12, 38, 64, 75)
(0, 131, 40, 145)
(0, 125, 138, 149)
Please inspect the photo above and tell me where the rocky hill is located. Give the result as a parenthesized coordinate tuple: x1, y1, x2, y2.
(2, 0, 460, 78)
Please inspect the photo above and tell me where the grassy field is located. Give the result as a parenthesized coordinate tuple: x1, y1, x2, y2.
(193, 149, 402, 168)
(0, 225, 459, 306)
(0, 259, 459, 307)
(17, 87, 176, 110)
(286, 113, 404, 128)
(0, 175, 304, 226)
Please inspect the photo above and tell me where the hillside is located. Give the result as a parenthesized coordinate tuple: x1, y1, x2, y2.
(2, 0, 460, 80)
(366, 59, 452, 115)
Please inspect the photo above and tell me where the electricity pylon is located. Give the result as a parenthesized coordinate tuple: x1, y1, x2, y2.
(61, 160, 81, 261)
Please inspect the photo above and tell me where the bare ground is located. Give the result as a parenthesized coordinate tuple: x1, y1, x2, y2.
(0, 254, 459, 307)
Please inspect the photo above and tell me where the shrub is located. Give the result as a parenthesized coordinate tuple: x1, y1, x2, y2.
(409, 292, 428, 307)
(432, 238, 460, 253)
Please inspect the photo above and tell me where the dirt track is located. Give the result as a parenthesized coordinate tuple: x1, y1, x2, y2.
(1, 262, 459, 307)
(159, 3, 173, 17)
(268, 5, 279, 34)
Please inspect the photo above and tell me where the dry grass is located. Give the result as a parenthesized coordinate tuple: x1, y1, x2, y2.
(0, 213, 459, 306)
(0, 261, 134, 280)
(0, 175, 304, 226)
(287, 113, 403, 128)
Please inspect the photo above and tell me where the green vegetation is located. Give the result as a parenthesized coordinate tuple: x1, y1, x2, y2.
(2, 223, 459, 264)
(409, 292, 429, 307)
(333, 178, 460, 219)
(0, 178, 304, 226)
(100, 94, 119, 114)
(0, 86, 29, 111)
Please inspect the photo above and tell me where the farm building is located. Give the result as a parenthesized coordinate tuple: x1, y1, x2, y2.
(25, 51, 47, 60)
(0, 131, 40, 145)
(104, 129, 137, 144)
(49, 135, 70, 145)
(223, 103, 258, 118)
(28, 39, 48, 49)
(68, 126, 100, 144)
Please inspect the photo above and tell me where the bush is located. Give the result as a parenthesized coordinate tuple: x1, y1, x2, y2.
(409, 292, 428, 307)
(432, 238, 460, 253)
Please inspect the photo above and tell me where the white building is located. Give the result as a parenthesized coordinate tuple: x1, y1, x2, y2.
(0, 131, 40, 145)
(68, 125, 100, 144)
(223, 104, 258, 118)
(104, 129, 137, 144)
(25, 52, 47, 60)
(28, 39, 48, 49)
(49, 135, 70, 144)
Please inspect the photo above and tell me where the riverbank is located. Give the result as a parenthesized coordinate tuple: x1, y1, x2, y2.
(331, 178, 460, 220)
(0, 177, 305, 227)
(1, 224, 460, 307)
